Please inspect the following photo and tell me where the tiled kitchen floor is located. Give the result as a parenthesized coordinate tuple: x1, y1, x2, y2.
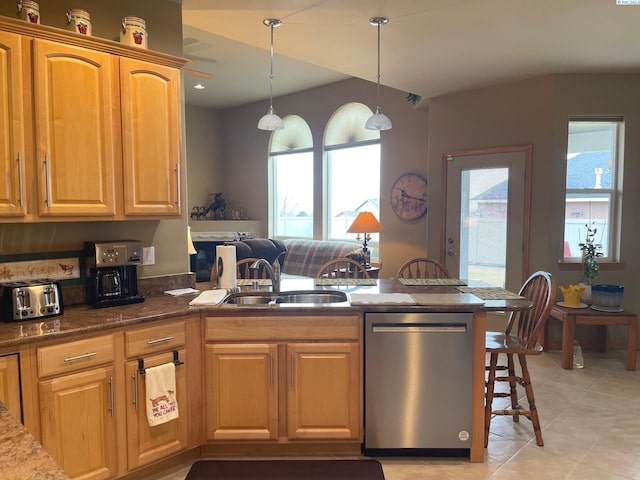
(145, 349, 640, 480)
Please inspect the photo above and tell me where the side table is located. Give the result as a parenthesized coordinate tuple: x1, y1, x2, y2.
(545, 304, 637, 371)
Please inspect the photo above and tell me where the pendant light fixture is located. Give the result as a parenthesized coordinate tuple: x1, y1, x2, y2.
(258, 18, 284, 131)
(365, 17, 392, 131)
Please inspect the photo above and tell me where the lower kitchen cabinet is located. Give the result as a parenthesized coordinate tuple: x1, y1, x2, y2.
(124, 318, 193, 470)
(287, 342, 360, 440)
(36, 333, 118, 480)
(125, 348, 189, 469)
(205, 343, 279, 441)
(0, 352, 22, 421)
(39, 365, 118, 480)
(28, 317, 196, 480)
(204, 315, 362, 446)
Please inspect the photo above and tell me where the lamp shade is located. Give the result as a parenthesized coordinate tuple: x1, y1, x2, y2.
(187, 226, 197, 255)
(347, 212, 384, 234)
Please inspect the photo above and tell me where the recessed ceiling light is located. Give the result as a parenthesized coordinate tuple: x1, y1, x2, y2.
(194, 84, 205, 90)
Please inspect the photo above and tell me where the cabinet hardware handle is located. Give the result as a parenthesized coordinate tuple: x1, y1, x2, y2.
(63, 352, 97, 362)
(133, 370, 138, 410)
(269, 353, 273, 387)
(108, 377, 115, 417)
(17, 152, 24, 207)
(44, 154, 52, 207)
(290, 353, 295, 387)
(146, 336, 174, 345)
(175, 163, 181, 209)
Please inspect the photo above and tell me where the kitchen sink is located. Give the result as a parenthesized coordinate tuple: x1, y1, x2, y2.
(222, 292, 278, 305)
(275, 290, 348, 304)
(223, 290, 348, 305)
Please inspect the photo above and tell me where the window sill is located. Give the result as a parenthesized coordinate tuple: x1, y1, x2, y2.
(558, 261, 626, 271)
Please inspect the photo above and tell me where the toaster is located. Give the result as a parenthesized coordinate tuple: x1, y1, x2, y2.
(0, 279, 64, 322)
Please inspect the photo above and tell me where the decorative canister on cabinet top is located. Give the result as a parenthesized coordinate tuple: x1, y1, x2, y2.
(66, 9, 92, 36)
(17, 0, 40, 24)
(120, 16, 148, 49)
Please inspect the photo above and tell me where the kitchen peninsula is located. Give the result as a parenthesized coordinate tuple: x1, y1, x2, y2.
(0, 279, 531, 478)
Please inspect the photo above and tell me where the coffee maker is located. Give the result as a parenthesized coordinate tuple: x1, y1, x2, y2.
(85, 240, 145, 308)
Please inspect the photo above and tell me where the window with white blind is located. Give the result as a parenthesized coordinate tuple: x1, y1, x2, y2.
(269, 115, 313, 238)
(562, 118, 623, 262)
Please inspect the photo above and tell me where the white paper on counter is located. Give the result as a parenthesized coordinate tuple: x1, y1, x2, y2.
(189, 289, 228, 306)
(164, 288, 200, 296)
(348, 293, 417, 305)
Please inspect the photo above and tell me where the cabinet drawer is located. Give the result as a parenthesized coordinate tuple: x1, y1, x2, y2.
(37, 334, 115, 378)
(125, 320, 185, 358)
(205, 315, 360, 342)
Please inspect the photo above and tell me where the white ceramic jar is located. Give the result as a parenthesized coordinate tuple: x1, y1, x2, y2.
(120, 16, 148, 49)
(66, 9, 92, 36)
(17, 0, 40, 24)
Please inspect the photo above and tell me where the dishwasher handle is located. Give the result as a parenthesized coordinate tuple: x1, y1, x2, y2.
(371, 323, 467, 333)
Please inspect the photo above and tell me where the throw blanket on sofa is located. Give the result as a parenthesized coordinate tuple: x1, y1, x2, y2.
(282, 239, 361, 277)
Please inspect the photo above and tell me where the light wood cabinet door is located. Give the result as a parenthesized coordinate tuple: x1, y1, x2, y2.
(287, 342, 361, 440)
(0, 353, 22, 421)
(39, 366, 118, 480)
(125, 349, 188, 470)
(33, 39, 119, 217)
(0, 31, 27, 217)
(120, 57, 182, 217)
(205, 343, 278, 441)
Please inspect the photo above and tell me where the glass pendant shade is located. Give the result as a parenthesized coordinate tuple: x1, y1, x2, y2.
(258, 19, 284, 131)
(365, 108, 392, 131)
(258, 106, 284, 130)
(366, 17, 391, 131)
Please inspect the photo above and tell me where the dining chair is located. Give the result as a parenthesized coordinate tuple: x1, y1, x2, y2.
(316, 258, 371, 279)
(235, 258, 269, 279)
(484, 270, 555, 447)
(396, 258, 451, 279)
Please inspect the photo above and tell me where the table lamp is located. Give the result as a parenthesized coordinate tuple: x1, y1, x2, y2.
(347, 212, 383, 267)
(187, 226, 197, 255)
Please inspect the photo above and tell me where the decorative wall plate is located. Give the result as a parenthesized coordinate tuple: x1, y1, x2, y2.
(390, 173, 428, 221)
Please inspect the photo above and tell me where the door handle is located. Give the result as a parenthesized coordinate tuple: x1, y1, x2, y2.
(17, 152, 24, 207)
(44, 154, 52, 207)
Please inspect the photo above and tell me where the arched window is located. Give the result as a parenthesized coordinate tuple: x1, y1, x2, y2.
(269, 115, 313, 238)
(324, 103, 381, 244)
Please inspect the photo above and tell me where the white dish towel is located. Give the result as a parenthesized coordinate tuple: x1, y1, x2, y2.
(145, 362, 179, 427)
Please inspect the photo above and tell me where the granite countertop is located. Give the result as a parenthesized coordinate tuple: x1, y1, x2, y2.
(0, 403, 70, 480)
(0, 279, 531, 349)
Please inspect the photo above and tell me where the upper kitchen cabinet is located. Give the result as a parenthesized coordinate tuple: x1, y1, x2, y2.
(0, 16, 187, 222)
(33, 39, 120, 217)
(0, 31, 28, 217)
(120, 58, 182, 217)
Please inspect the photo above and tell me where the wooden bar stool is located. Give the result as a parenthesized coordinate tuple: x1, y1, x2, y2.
(484, 271, 555, 447)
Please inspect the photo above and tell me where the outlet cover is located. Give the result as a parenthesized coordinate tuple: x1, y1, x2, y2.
(143, 246, 155, 265)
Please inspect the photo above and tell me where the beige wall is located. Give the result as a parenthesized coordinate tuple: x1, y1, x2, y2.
(185, 106, 225, 211)
(216, 78, 430, 278)
(427, 74, 640, 345)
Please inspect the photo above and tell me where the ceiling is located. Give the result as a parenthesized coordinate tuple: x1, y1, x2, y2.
(181, 0, 640, 109)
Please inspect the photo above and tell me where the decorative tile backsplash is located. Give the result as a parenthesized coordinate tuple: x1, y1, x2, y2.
(0, 257, 80, 282)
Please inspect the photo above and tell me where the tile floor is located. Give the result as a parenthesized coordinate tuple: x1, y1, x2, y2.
(145, 348, 640, 480)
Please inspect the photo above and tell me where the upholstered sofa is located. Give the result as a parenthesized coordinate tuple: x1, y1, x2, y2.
(213, 238, 361, 279)
(281, 239, 361, 277)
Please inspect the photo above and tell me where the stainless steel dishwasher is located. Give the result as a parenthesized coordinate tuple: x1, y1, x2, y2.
(363, 312, 473, 456)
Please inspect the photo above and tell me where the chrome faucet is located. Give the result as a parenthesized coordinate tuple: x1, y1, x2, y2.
(250, 258, 281, 293)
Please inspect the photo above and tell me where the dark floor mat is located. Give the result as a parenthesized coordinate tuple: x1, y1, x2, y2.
(185, 459, 385, 480)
